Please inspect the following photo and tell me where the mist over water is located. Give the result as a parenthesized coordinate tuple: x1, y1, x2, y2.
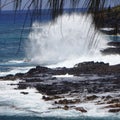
(27, 13, 119, 67)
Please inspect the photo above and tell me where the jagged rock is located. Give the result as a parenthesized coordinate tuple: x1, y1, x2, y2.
(15, 73, 24, 78)
(1, 61, 120, 81)
(20, 92, 29, 95)
(63, 105, 69, 110)
(107, 99, 120, 104)
(16, 83, 28, 90)
(72, 61, 110, 75)
(102, 95, 113, 101)
(1, 74, 15, 80)
(55, 99, 80, 105)
(74, 61, 109, 68)
(36, 84, 71, 95)
(107, 42, 120, 47)
(101, 39, 120, 55)
(104, 103, 120, 108)
(26, 66, 51, 76)
(86, 95, 98, 101)
(50, 105, 69, 110)
(101, 29, 120, 35)
(108, 109, 120, 113)
(0, 61, 120, 103)
(75, 107, 87, 113)
(55, 99, 68, 104)
(36, 66, 51, 73)
(101, 47, 120, 55)
(0, 60, 120, 115)
(53, 67, 68, 75)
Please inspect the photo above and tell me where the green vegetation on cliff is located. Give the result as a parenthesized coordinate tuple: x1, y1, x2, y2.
(94, 5, 120, 34)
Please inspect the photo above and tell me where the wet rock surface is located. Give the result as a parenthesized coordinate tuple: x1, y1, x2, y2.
(20, 92, 29, 95)
(0, 61, 120, 96)
(75, 107, 87, 113)
(101, 41, 120, 55)
(54, 99, 81, 105)
(108, 109, 120, 113)
(0, 61, 120, 113)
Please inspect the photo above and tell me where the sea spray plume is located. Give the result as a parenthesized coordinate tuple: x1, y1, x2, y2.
(0, 0, 120, 53)
(0, 0, 120, 57)
(26, 13, 107, 66)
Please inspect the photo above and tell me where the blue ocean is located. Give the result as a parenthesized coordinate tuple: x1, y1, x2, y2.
(0, 10, 52, 76)
(0, 116, 120, 120)
(0, 10, 120, 120)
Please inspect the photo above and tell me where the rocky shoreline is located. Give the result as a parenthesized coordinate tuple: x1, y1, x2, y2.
(101, 41, 120, 55)
(0, 61, 120, 114)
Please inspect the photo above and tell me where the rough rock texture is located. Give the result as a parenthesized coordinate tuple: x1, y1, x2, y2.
(99, 5, 120, 29)
(75, 107, 87, 113)
(101, 42, 120, 55)
(0, 61, 120, 113)
(86, 95, 98, 101)
(108, 109, 120, 113)
(55, 99, 80, 105)
(0, 61, 120, 96)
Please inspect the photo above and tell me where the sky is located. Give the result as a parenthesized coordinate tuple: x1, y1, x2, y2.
(0, 0, 120, 11)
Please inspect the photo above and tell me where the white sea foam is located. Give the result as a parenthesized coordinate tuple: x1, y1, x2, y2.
(53, 73, 74, 78)
(0, 80, 80, 117)
(0, 58, 34, 76)
(0, 80, 120, 118)
(0, 66, 33, 76)
(7, 58, 32, 64)
(8, 60, 25, 64)
(0, 80, 52, 116)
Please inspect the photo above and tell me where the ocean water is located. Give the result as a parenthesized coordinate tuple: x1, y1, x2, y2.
(0, 10, 51, 76)
(0, 116, 119, 120)
(0, 10, 120, 119)
(0, 11, 28, 74)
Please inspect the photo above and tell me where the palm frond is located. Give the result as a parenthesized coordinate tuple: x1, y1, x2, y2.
(0, 0, 120, 32)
